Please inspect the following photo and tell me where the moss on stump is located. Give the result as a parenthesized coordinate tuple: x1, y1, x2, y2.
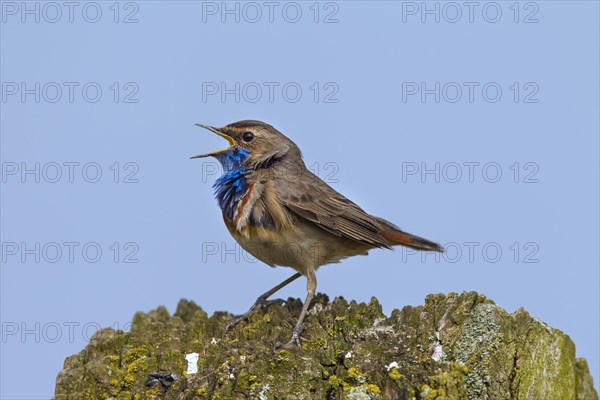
(54, 292, 597, 399)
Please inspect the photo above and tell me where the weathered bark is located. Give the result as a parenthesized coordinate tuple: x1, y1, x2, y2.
(54, 291, 597, 400)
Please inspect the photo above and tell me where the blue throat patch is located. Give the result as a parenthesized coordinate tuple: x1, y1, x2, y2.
(212, 147, 250, 219)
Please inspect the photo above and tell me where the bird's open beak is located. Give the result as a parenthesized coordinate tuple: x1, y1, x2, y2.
(190, 124, 237, 159)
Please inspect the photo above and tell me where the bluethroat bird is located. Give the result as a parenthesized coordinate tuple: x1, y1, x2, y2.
(191, 120, 443, 347)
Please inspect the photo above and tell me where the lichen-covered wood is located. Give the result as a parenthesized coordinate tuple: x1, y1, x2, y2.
(54, 292, 598, 400)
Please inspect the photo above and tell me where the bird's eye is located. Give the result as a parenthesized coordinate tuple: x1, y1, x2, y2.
(242, 132, 254, 142)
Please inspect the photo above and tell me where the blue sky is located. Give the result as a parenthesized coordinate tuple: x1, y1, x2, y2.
(1, 2, 599, 398)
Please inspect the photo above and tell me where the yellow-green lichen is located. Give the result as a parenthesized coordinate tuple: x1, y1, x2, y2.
(388, 367, 402, 380)
(53, 294, 598, 400)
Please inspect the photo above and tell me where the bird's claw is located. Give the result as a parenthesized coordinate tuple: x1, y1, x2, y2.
(274, 324, 305, 349)
(286, 333, 302, 347)
(225, 295, 270, 332)
(225, 318, 241, 332)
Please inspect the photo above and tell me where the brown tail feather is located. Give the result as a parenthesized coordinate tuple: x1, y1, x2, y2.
(376, 218, 444, 252)
(381, 229, 444, 252)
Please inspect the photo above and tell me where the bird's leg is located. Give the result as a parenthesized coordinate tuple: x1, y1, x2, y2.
(282, 270, 316, 348)
(226, 272, 302, 332)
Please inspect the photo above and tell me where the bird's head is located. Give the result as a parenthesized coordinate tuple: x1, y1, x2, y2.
(190, 120, 302, 169)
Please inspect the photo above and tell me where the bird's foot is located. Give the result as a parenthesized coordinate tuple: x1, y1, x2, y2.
(274, 324, 305, 349)
(226, 295, 274, 332)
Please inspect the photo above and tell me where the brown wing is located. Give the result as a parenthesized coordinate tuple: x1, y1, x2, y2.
(274, 167, 392, 249)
